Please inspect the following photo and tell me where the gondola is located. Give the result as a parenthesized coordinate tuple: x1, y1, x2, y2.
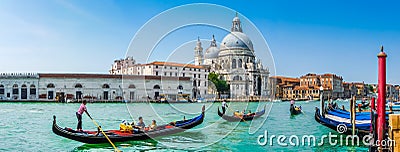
(290, 104, 302, 115)
(217, 105, 266, 122)
(357, 102, 370, 109)
(314, 107, 372, 135)
(52, 106, 205, 144)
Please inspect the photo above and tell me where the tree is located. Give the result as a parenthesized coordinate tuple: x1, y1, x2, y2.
(208, 72, 229, 98)
(368, 85, 374, 93)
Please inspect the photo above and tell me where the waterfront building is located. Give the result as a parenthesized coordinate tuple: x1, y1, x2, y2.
(387, 84, 398, 101)
(110, 59, 210, 100)
(343, 82, 357, 99)
(269, 76, 300, 100)
(0, 73, 191, 102)
(298, 73, 344, 99)
(0, 73, 39, 100)
(365, 84, 398, 101)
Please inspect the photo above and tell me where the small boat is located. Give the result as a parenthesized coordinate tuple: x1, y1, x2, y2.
(217, 106, 266, 122)
(196, 98, 205, 103)
(290, 104, 302, 115)
(357, 101, 370, 109)
(314, 107, 391, 136)
(52, 106, 205, 144)
(314, 107, 370, 135)
(386, 102, 400, 109)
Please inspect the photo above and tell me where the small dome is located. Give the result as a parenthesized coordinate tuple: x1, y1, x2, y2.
(204, 46, 219, 59)
(204, 35, 219, 59)
(233, 16, 240, 22)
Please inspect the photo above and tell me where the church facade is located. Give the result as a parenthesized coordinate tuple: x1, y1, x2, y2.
(194, 15, 270, 99)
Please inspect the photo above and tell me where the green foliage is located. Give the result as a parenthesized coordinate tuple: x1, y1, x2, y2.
(208, 72, 229, 94)
(368, 85, 374, 93)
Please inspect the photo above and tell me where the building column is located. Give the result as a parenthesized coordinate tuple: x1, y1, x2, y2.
(27, 86, 30, 100)
(36, 88, 38, 100)
(18, 87, 21, 100)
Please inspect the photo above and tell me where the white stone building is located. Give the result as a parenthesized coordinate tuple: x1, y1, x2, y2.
(0, 73, 39, 100)
(0, 73, 191, 102)
(110, 61, 210, 99)
(195, 14, 270, 99)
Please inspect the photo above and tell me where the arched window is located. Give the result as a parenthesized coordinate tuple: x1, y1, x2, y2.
(74, 83, 82, 88)
(233, 75, 242, 81)
(21, 84, 27, 88)
(30, 84, 36, 95)
(128, 84, 136, 89)
(13, 84, 18, 94)
(238, 59, 242, 68)
(153, 85, 160, 89)
(47, 83, 55, 88)
(102, 84, 110, 88)
(0, 85, 4, 95)
(232, 59, 236, 69)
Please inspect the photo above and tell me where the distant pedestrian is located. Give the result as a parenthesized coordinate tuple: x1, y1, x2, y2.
(76, 100, 91, 132)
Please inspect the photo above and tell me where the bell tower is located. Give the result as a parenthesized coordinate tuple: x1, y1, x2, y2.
(231, 12, 242, 32)
(194, 37, 203, 65)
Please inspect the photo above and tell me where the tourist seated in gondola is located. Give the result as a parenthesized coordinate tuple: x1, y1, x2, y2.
(149, 120, 157, 130)
(136, 117, 146, 130)
(233, 110, 243, 117)
(246, 110, 255, 116)
(120, 120, 133, 133)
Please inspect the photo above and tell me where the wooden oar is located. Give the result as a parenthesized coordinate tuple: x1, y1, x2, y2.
(88, 116, 121, 152)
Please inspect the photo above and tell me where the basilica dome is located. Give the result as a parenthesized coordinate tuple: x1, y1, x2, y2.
(218, 14, 254, 57)
(219, 31, 254, 57)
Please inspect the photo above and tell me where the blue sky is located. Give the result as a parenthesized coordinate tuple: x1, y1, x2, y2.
(0, 0, 399, 84)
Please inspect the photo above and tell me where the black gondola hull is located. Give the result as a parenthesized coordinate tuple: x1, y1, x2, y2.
(217, 106, 266, 122)
(290, 104, 302, 115)
(314, 108, 370, 136)
(53, 107, 205, 144)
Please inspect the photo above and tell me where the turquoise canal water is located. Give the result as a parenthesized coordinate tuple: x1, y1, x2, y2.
(0, 101, 370, 151)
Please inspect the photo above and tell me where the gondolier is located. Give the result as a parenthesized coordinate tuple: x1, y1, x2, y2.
(76, 100, 91, 132)
(222, 100, 228, 114)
